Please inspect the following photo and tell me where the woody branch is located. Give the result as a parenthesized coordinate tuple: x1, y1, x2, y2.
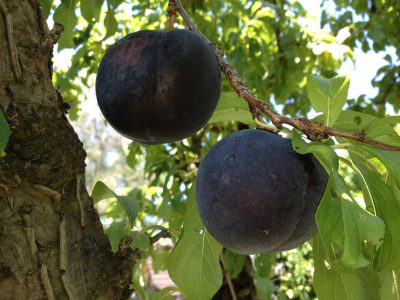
(167, 0, 400, 152)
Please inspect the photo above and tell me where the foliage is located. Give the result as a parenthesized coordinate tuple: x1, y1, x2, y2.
(23, 0, 400, 299)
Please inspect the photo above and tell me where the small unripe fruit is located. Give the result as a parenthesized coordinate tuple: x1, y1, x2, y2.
(196, 129, 328, 254)
(96, 30, 221, 144)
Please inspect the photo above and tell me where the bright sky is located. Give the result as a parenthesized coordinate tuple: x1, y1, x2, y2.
(300, 0, 397, 101)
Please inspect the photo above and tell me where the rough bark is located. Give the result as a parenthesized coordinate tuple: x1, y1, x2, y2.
(0, 1, 133, 299)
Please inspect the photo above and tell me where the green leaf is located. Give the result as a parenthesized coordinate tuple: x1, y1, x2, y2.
(117, 195, 140, 224)
(223, 249, 245, 279)
(153, 287, 180, 300)
(366, 116, 400, 136)
(253, 254, 273, 277)
(313, 235, 380, 300)
(357, 145, 400, 189)
(307, 74, 350, 127)
(291, 132, 338, 174)
(351, 157, 400, 271)
(91, 181, 140, 224)
(365, 116, 400, 146)
(39, 0, 53, 18)
(105, 219, 128, 252)
(167, 187, 223, 300)
(127, 142, 143, 169)
(80, 0, 103, 22)
(103, 9, 118, 39)
(53, 0, 78, 49)
(253, 253, 274, 299)
(379, 267, 400, 300)
(316, 177, 385, 269)
(92, 181, 115, 203)
(254, 277, 274, 300)
(132, 266, 150, 300)
(209, 92, 254, 125)
(319, 110, 377, 132)
(0, 109, 10, 156)
(131, 232, 150, 251)
(151, 248, 170, 273)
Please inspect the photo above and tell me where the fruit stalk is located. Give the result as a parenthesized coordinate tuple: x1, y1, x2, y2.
(167, 0, 400, 151)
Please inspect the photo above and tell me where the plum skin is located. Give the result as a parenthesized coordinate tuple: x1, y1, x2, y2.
(195, 129, 328, 255)
(96, 29, 221, 144)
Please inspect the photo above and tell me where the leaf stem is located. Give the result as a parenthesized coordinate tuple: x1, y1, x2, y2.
(330, 143, 352, 149)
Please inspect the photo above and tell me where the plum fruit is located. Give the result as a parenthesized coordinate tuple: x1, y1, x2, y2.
(96, 29, 221, 144)
(195, 129, 328, 255)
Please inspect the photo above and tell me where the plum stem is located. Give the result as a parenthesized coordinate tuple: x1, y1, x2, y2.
(167, 1, 178, 30)
(167, 0, 400, 152)
(254, 118, 279, 133)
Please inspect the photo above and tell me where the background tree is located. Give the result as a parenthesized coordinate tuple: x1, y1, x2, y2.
(0, 0, 399, 299)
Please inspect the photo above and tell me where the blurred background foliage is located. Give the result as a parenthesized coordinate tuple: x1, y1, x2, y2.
(39, 0, 399, 299)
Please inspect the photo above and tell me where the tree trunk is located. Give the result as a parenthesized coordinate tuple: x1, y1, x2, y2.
(0, 1, 133, 299)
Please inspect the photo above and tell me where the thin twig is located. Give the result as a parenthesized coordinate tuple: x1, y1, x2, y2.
(149, 229, 171, 245)
(220, 253, 238, 300)
(0, 0, 22, 80)
(169, 0, 400, 151)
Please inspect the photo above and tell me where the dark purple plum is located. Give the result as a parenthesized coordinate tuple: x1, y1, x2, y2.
(96, 29, 221, 144)
(195, 129, 328, 255)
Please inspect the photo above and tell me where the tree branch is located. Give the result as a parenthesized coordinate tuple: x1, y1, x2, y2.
(41, 23, 64, 50)
(167, 0, 400, 151)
